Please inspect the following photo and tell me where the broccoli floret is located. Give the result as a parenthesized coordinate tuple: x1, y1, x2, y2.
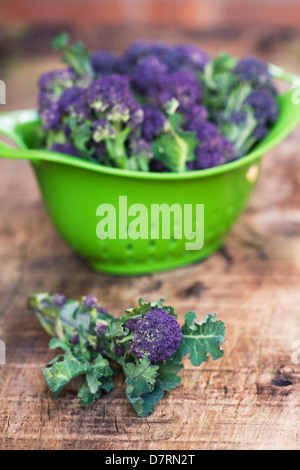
(129, 308, 183, 363)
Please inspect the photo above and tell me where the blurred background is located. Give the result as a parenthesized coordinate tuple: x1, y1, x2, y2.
(1, 0, 300, 110)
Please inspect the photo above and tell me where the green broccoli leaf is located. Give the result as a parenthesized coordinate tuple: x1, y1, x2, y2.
(52, 33, 94, 77)
(175, 312, 225, 366)
(86, 370, 102, 394)
(68, 119, 94, 160)
(157, 357, 184, 392)
(124, 357, 159, 387)
(78, 380, 102, 406)
(152, 100, 198, 172)
(49, 337, 71, 352)
(42, 352, 91, 399)
(77, 356, 115, 406)
(124, 357, 163, 417)
(123, 298, 167, 321)
(127, 384, 164, 418)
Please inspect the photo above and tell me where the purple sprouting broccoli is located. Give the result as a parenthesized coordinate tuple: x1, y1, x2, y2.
(46, 74, 145, 169)
(149, 158, 170, 173)
(95, 320, 108, 335)
(184, 104, 208, 130)
(155, 70, 202, 112)
(53, 293, 67, 307)
(87, 75, 143, 128)
(126, 137, 153, 171)
(114, 340, 126, 357)
(174, 44, 210, 72)
(194, 135, 234, 169)
(90, 51, 121, 76)
(49, 143, 81, 157)
(200, 52, 279, 157)
(131, 56, 168, 95)
(123, 40, 180, 72)
(39, 68, 77, 93)
(30, 294, 226, 417)
(125, 318, 138, 332)
(186, 121, 234, 170)
(216, 87, 279, 157)
(129, 308, 182, 363)
(82, 294, 98, 309)
(38, 37, 280, 173)
(97, 306, 108, 314)
(245, 89, 279, 124)
(141, 105, 167, 142)
(92, 119, 117, 142)
(123, 40, 209, 73)
(39, 101, 61, 132)
(58, 86, 89, 120)
(252, 124, 269, 141)
(233, 55, 273, 89)
(86, 75, 144, 168)
(122, 39, 152, 68)
(38, 69, 80, 131)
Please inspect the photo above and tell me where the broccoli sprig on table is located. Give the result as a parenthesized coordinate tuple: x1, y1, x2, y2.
(29, 293, 226, 417)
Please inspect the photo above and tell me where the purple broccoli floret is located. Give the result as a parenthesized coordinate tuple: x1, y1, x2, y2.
(70, 333, 80, 345)
(187, 121, 234, 169)
(123, 40, 180, 72)
(38, 69, 79, 131)
(233, 55, 272, 87)
(227, 110, 248, 125)
(141, 105, 167, 141)
(95, 320, 108, 335)
(184, 104, 208, 129)
(130, 308, 182, 363)
(114, 340, 126, 357)
(97, 306, 108, 314)
(155, 70, 201, 112)
(82, 295, 98, 309)
(123, 40, 151, 67)
(245, 89, 279, 124)
(149, 158, 170, 173)
(49, 143, 81, 157)
(125, 318, 138, 332)
(92, 119, 117, 142)
(252, 125, 269, 140)
(39, 101, 61, 132)
(195, 136, 234, 169)
(91, 51, 120, 75)
(131, 56, 168, 94)
(174, 44, 210, 71)
(130, 138, 152, 156)
(38, 68, 77, 92)
(53, 294, 67, 307)
(87, 74, 143, 128)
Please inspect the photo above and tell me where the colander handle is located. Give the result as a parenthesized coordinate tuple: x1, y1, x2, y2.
(269, 63, 300, 85)
(0, 109, 41, 160)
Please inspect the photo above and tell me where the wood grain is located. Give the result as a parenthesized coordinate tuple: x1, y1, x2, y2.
(0, 29, 300, 450)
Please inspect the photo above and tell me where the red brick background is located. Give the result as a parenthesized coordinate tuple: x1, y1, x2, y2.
(1, 0, 300, 28)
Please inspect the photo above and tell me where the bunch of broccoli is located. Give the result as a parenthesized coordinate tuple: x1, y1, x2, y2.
(37, 34, 279, 173)
(29, 293, 225, 417)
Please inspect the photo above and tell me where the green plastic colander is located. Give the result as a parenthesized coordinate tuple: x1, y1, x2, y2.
(0, 65, 299, 275)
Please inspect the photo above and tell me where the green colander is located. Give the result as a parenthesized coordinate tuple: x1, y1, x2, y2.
(0, 65, 299, 275)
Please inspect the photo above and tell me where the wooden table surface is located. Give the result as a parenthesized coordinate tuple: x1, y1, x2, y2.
(0, 27, 300, 450)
